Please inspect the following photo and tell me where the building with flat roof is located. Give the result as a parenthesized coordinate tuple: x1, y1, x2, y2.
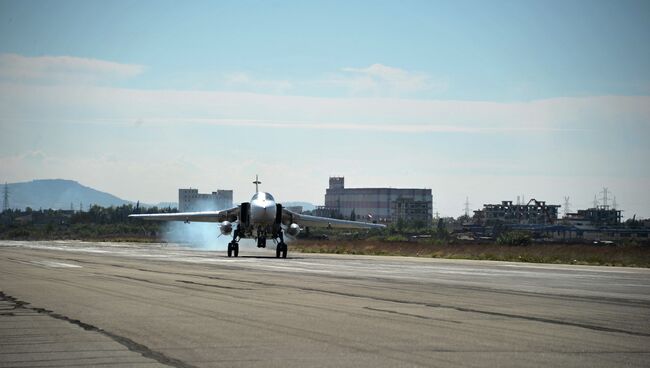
(563, 206, 622, 229)
(473, 200, 560, 226)
(178, 188, 233, 212)
(324, 177, 432, 224)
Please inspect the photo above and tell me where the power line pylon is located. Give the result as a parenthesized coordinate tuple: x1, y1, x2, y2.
(600, 187, 610, 209)
(563, 196, 571, 216)
(463, 197, 470, 218)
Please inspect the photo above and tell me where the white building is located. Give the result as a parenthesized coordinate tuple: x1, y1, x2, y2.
(178, 188, 233, 212)
(324, 177, 432, 224)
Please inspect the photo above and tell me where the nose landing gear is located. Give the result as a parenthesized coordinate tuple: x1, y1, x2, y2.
(257, 237, 267, 248)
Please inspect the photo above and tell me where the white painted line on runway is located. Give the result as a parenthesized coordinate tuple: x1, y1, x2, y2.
(31, 260, 82, 268)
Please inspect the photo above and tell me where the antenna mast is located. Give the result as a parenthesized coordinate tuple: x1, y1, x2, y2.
(253, 175, 261, 193)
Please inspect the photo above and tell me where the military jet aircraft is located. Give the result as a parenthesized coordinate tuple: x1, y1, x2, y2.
(129, 176, 385, 258)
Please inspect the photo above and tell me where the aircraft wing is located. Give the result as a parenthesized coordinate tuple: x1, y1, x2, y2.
(128, 206, 239, 223)
(282, 208, 386, 229)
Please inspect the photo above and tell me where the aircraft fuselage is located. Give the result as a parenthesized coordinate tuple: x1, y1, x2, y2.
(249, 191, 277, 225)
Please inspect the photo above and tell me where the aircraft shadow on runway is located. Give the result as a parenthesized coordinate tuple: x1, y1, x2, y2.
(223, 255, 301, 260)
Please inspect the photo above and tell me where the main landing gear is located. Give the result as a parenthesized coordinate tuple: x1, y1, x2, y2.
(228, 228, 240, 257)
(227, 228, 288, 259)
(227, 241, 239, 257)
(275, 231, 288, 259)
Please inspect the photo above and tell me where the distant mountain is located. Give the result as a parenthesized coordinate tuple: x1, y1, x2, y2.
(2, 179, 130, 210)
(283, 201, 317, 212)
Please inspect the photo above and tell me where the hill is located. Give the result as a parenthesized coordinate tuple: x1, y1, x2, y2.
(2, 179, 130, 210)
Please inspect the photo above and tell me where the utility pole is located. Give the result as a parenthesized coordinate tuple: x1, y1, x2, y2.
(563, 196, 571, 217)
(433, 196, 440, 220)
(2, 182, 8, 212)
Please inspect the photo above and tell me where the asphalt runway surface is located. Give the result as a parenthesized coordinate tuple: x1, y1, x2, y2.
(1, 240, 649, 368)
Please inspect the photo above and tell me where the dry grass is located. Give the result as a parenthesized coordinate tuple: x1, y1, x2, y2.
(290, 239, 650, 267)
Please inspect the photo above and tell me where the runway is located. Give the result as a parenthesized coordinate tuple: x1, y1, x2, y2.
(1, 240, 649, 367)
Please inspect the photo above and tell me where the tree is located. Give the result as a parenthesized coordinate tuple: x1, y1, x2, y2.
(396, 218, 406, 232)
(350, 209, 356, 221)
(435, 218, 448, 239)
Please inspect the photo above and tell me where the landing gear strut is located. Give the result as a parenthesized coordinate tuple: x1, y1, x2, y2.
(276, 231, 288, 259)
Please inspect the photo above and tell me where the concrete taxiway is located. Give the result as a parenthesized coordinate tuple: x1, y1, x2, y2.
(1, 240, 649, 367)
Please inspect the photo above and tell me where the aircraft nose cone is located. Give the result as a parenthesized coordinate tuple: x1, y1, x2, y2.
(264, 203, 276, 215)
(252, 200, 276, 223)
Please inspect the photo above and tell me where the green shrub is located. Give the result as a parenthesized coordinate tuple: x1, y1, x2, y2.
(496, 231, 532, 246)
(384, 234, 409, 242)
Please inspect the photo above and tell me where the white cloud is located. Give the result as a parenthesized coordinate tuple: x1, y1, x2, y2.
(0, 53, 144, 84)
(2, 83, 647, 134)
(333, 63, 442, 96)
(224, 72, 293, 94)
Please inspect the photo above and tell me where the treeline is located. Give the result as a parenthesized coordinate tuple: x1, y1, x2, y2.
(0, 205, 175, 241)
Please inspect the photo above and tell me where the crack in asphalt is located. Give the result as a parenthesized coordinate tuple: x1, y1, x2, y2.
(0, 291, 198, 368)
(42, 254, 650, 338)
(363, 306, 464, 323)
(69, 257, 649, 309)
(175, 279, 253, 290)
(201, 276, 650, 338)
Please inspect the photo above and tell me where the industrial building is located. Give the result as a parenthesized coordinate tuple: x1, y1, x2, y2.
(178, 188, 233, 212)
(324, 177, 432, 224)
(473, 200, 560, 226)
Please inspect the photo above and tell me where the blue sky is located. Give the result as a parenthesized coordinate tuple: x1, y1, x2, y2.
(0, 0, 649, 217)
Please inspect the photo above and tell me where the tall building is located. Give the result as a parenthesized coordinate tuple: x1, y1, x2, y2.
(324, 177, 432, 224)
(178, 188, 233, 212)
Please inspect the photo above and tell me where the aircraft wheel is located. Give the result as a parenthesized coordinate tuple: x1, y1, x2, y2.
(233, 243, 239, 257)
(227, 243, 233, 257)
(278, 242, 287, 258)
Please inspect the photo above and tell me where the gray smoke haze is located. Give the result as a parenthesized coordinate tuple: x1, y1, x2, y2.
(162, 222, 230, 250)
(162, 222, 263, 250)
(160, 200, 261, 251)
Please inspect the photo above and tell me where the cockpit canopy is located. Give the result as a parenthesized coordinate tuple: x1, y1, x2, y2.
(251, 192, 275, 202)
